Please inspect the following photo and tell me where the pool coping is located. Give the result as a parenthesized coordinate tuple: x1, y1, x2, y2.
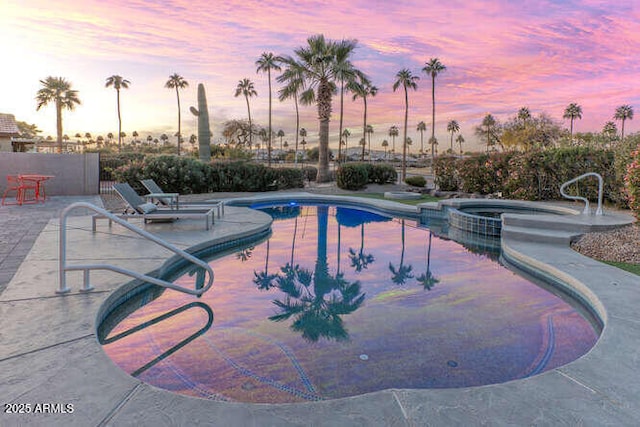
(1, 193, 639, 426)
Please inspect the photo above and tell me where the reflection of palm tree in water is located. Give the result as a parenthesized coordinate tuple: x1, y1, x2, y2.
(268, 206, 365, 342)
(416, 230, 439, 290)
(389, 219, 414, 285)
(254, 240, 277, 290)
(348, 222, 375, 272)
(236, 246, 254, 262)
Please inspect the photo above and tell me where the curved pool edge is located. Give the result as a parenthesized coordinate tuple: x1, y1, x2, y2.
(97, 193, 629, 400)
(3, 193, 639, 425)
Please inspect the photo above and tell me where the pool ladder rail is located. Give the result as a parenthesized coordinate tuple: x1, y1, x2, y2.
(57, 202, 214, 296)
(559, 172, 603, 216)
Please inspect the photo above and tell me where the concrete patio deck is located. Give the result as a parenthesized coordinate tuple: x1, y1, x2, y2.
(1, 194, 638, 426)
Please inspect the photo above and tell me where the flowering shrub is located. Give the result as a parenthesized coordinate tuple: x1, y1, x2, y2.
(433, 156, 458, 191)
(625, 149, 640, 218)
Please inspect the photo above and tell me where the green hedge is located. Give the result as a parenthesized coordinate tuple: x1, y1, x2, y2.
(113, 156, 305, 193)
(433, 147, 627, 205)
(405, 175, 426, 187)
(336, 163, 398, 190)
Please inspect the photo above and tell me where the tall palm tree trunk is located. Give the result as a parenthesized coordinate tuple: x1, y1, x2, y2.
(175, 87, 182, 155)
(245, 95, 253, 151)
(294, 95, 299, 165)
(55, 101, 63, 153)
(268, 68, 273, 166)
(402, 87, 409, 181)
(338, 81, 345, 164)
(117, 89, 122, 151)
(361, 98, 367, 161)
(317, 79, 332, 182)
(621, 119, 626, 142)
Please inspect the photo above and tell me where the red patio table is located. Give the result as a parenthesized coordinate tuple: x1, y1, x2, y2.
(18, 174, 54, 203)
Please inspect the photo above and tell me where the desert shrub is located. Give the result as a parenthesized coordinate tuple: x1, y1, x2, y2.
(625, 148, 640, 218)
(433, 156, 458, 191)
(369, 163, 397, 184)
(336, 163, 369, 190)
(405, 175, 426, 187)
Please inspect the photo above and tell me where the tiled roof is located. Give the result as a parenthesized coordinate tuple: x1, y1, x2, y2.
(0, 113, 20, 136)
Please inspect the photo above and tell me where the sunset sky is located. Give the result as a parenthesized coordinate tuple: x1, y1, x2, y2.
(1, 0, 638, 151)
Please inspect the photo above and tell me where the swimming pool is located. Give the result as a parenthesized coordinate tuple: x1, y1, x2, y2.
(99, 204, 598, 403)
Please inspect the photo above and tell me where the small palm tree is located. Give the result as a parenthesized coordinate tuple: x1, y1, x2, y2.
(132, 130, 139, 144)
(234, 78, 258, 151)
(416, 121, 427, 157)
(365, 124, 374, 161)
(35, 76, 81, 153)
(447, 120, 460, 153)
(165, 73, 189, 155)
(256, 52, 282, 166)
(518, 107, 531, 122)
(277, 61, 304, 165)
(277, 129, 285, 151)
(393, 69, 419, 181)
(350, 76, 378, 163)
(456, 134, 465, 154)
(602, 121, 618, 146)
(563, 103, 582, 140)
(381, 139, 389, 159)
(422, 58, 446, 157)
(105, 75, 131, 151)
(341, 128, 351, 161)
(388, 125, 399, 159)
(614, 104, 634, 142)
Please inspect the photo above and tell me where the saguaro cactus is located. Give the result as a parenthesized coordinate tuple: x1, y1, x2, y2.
(189, 83, 212, 162)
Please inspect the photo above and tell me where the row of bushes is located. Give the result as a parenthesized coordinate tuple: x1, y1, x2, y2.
(336, 163, 397, 190)
(112, 155, 310, 193)
(434, 147, 627, 206)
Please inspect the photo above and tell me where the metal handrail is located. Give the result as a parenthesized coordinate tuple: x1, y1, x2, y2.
(58, 202, 214, 296)
(559, 172, 603, 216)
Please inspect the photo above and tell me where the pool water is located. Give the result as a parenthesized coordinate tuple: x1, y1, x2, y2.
(100, 204, 598, 403)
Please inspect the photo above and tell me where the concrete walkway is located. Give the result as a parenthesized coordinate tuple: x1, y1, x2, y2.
(1, 194, 639, 426)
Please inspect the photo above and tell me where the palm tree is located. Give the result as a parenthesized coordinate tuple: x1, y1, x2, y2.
(393, 69, 419, 181)
(602, 121, 618, 146)
(165, 73, 188, 155)
(365, 124, 374, 161)
(416, 121, 427, 157)
(160, 133, 169, 145)
(381, 139, 389, 159)
(350, 76, 378, 163)
(447, 120, 460, 153)
(456, 134, 465, 154)
(234, 78, 258, 152)
(256, 52, 282, 166)
(146, 134, 152, 146)
(277, 129, 285, 152)
(334, 52, 361, 166)
(476, 114, 498, 152)
(389, 220, 414, 285)
(277, 61, 304, 164)
(416, 231, 439, 290)
(518, 107, 531, 122)
(299, 127, 308, 163)
(286, 34, 358, 182)
(107, 132, 114, 146)
(105, 75, 130, 151)
(422, 58, 446, 161)
(563, 103, 582, 140)
(132, 130, 139, 144)
(614, 104, 634, 142)
(35, 76, 81, 153)
(341, 128, 351, 161)
(388, 125, 399, 159)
